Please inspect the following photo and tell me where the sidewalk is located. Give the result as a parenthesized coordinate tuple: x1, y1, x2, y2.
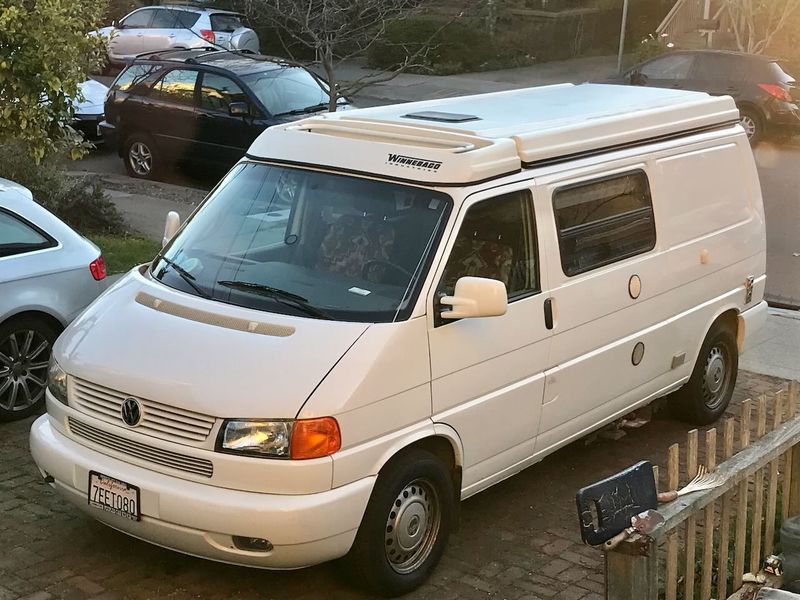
(338, 55, 620, 106)
(741, 307, 800, 381)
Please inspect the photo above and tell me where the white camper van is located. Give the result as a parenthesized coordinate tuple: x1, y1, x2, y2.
(31, 83, 767, 595)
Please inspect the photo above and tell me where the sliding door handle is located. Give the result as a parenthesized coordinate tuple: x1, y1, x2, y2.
(544, 297, 554, 330)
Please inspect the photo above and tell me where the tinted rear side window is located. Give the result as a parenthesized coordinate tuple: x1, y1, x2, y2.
(111, 64, 160, 92)
(153, 69, 198, 105)
(553, 171, 656, 276)
(150, 9, 177, 28)
(0, 210, 55, 258)
(692, 54, 740, 80)
(175, 10, 200, 28)
(210, 14, 243, 32)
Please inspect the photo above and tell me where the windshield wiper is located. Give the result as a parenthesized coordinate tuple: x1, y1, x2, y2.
(217, 280, 332, 320)
(156, 256, 211, 299)
(276, 102, 330, 117)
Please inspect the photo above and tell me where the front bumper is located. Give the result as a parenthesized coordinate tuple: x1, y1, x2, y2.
(30, 415, 374, 569)
(73, 114, 105, 142)
(99, 120, 119, 152)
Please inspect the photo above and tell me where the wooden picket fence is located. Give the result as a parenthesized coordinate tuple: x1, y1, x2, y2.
(606, 381, 800, 600)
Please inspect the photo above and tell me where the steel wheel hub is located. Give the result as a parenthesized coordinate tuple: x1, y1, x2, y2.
(384, 479, 440, 574)
(703, 345, 728, 408)
(0, 329, 51, 412)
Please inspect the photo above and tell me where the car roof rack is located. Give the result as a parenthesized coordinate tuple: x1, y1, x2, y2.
(248, 83, 741, 187)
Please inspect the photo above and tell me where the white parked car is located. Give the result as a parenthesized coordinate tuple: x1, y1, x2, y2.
(94, 5, 259, 66)
(70, 79, 110, 143)
(31, 84, 766, 595)
(0, 179, 106, 421)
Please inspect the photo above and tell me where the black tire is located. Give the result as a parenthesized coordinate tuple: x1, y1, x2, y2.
(345, 448, 454, 597)
(123, 133, 161, 180)
(671, 320, 738, 425)
(739, 107, 765, 145)
(0, 316, 59, 422)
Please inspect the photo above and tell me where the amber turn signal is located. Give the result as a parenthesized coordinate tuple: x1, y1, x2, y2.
(290, 417, 341, 459)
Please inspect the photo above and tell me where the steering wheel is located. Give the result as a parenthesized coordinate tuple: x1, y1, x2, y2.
(362, 260, 413, 282)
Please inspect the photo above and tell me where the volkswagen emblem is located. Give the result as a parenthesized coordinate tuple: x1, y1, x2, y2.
(121, 397, 142, 427)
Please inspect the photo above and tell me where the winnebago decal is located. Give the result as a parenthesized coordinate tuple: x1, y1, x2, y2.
(386, 153, 443, 172)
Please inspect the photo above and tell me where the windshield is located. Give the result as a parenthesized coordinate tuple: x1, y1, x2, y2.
(241, 68, 341, 115)
(151, 162, 451, 323)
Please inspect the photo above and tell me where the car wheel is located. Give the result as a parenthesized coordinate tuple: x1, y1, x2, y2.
(671, 320, 738, 425)
(124, 133, 161, 180)
(0, 317, 59, 422)
(739, 108, 764, 144)
(345, 448, 454, 597)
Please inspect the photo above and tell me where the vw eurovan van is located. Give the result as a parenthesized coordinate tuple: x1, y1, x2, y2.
(31, 83, 767, 595)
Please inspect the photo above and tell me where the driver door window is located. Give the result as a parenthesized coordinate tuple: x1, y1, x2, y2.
(120, 8, 154, 29)
(441, 190, 538, 299)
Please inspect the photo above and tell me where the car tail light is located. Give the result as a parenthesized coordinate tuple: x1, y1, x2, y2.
(758, 83, 792, 102)
(89, 256, 107, 281)
(200, 29, 215, 44)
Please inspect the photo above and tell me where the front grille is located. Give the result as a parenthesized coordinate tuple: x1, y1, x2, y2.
(71, 378, 215, 444)
(68, 417, 214, 478)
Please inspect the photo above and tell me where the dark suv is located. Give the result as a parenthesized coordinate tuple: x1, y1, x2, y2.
(614, 50, 799, 142)
(100, 49, 350, 179)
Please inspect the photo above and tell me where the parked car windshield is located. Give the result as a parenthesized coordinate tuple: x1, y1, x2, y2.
(151, 162, 451, 323)
(241, 68, 339, 115)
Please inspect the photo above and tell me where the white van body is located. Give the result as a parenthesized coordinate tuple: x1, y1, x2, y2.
(30, 84, 767, 593)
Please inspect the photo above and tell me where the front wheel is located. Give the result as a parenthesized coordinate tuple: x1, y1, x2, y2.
(671, 321, 738, 425)
(0, 317, 59, 422)
(345, 448, 454, 597)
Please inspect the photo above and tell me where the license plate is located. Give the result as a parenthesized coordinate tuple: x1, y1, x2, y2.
(88, 471, 141, 521)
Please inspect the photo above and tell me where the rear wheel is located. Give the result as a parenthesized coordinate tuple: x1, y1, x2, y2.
(671, 320, 738, 425)
(345, 448, 454, 597)
(124, 133, 161, 180)
(739, 107, 765, 144)
(0, 317, 59, 422)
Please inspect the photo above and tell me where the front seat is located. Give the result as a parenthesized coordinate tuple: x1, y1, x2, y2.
(315, 213, 396, 282)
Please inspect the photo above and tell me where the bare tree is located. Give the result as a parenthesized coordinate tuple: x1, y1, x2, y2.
(724, 0, 800, 54)
(243, 0, 465, 111)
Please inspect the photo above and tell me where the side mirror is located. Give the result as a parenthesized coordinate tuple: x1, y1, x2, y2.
(111, 19, 118, 27)
(229, 102, 249, 116)
(162, 211, 180, 247)
(440, 277, 508, 320)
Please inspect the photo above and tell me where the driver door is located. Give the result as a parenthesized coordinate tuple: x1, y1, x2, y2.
(428, 185, 554, 497)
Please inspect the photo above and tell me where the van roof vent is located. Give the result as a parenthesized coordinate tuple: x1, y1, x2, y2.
(402, 111, 481, 123)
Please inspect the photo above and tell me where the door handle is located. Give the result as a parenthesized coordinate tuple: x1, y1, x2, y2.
(544, 298, 554, 330)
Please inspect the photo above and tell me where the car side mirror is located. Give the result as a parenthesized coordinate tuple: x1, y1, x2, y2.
(440, 277, 508, 320)
(163, 211, 180, 246)
(111, 19, 118, 27)
(229, 102, 249, 117)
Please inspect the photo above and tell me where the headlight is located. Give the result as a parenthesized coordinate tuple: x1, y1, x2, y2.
(220, 420, 293, 458)
(47, 358, 68, 405)
(219, 417, 341, 460)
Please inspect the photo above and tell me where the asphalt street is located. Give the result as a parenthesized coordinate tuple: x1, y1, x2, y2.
(754, 141, 800, 308)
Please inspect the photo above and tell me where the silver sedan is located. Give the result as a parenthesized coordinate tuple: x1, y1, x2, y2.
(0, 178, 106, 421)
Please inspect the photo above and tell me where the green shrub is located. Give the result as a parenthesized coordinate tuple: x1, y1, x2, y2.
(0, 144, 125, 235)
(368, 18, 500, 75)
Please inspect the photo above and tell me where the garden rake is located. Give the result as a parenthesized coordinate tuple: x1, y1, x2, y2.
(657, 465, 725, 503)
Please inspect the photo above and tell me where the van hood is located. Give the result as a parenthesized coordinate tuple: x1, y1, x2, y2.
(54, 268, 369, 419)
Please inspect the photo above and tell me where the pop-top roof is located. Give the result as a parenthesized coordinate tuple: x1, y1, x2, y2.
(247, 83, 741, 186)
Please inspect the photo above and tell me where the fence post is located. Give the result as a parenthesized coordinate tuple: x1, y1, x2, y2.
(789, 383, 800, 517)
(606, 539, 658, 600)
